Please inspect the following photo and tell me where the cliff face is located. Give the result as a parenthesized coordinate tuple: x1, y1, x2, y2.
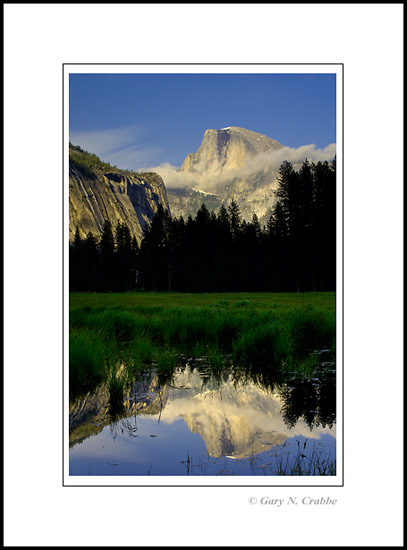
(181, 126, 282, 173)
(167, 127, 283, 224)
(69, 145, 170, 243)
(166, 187, 221, 219)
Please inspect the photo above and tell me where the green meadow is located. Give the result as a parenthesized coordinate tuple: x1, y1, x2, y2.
(69, 291, 336, 399)
(70, 291, 335, 312)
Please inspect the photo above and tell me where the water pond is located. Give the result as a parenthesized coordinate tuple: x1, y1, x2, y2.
(69, 360, 336, 476)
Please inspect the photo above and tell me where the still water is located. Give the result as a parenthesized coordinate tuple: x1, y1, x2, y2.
(69, 361, 336, 476)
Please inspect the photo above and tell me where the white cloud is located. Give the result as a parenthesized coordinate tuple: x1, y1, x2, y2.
(69, 125, 163, 170)
(69, 124, 336, 186)
(149, 143, 337, 190)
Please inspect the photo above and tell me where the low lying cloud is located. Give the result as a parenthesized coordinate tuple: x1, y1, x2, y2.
(149, 143, 336, 192)
(69, 124, 336, 192)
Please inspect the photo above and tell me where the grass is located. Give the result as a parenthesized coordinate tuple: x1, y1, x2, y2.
(177, 438, 336, 476)
(69, 291, 336, 399)
(70, 290, 335, 312)
(272, 439, 336, 476)
(108, 370, 127, 416)
(233, 321, 293, 366)
(69, 330, 108, 395)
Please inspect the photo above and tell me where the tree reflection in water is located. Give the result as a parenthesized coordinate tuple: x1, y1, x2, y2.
(279, 369, 336, 430)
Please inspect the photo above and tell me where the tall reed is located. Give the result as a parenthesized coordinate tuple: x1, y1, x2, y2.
(69, 300, 336, 396)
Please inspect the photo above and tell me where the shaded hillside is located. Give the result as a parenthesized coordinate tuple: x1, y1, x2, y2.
(69, 143, 170, 243)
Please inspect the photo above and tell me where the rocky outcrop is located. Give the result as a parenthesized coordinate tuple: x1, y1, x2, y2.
(69, 145, 170, 243)
(168, 127, 283, 223)
(166, 187, 221, 220)
(181, 126, 282, 173)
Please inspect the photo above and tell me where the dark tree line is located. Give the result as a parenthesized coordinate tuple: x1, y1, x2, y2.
(70, 158, 336, 293)
(70, 220, 139, 292)
(265, 157, 336, 292)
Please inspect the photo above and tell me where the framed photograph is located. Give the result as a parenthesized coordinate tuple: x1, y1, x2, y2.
(64, 64, 343, 488)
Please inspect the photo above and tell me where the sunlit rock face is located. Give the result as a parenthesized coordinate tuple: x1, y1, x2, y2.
(181, 127, 282, 173)
(69, 159, 170, 244)
(168, 127, 283, 223)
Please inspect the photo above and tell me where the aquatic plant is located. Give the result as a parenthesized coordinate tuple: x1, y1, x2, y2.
(69, 330, 107, 394)
(288, 305, 335, 357)
(273, 439, 336, 476)
(233, 321, 292, 366)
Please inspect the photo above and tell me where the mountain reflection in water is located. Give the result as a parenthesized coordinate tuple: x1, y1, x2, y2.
(69, 362, 336, 475)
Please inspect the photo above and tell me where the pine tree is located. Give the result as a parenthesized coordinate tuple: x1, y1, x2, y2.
(115, 221, 132, 256)
(130, 235, 140, 288)
(275, 160, 300, 239)
(251, 213, 262, 239)
(70, 226, 83, 290)
(193, 203, 216, 291)
(196, 203, 211, 227)
(311, 158, 336, 290)
(268, 202, 287, 239)
(99, 219, 115, 290)
(83, 231, 99, 291)
(73, 226, 82, 249)
(100, 219, 115, 258)
(217, 204, 230, 229)
(228, 199, 241, 239)
(114, 221, 133, 290)
(298, 158, 314, 235)
(139, 206, 172, 291)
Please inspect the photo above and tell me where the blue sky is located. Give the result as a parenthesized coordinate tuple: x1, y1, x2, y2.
(69, 73, 336, 170)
